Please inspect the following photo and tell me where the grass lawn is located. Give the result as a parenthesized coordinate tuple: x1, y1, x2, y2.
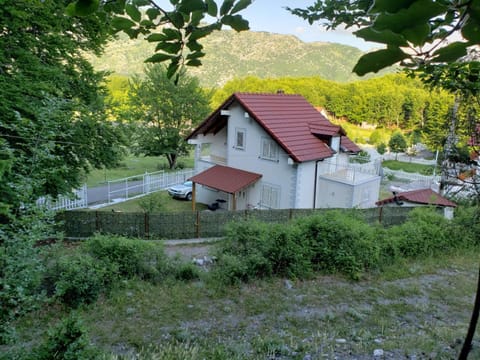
(94, 191, 208, 212)
(84, 154, 194, 187)
(382, 160, 436, 175)
(9, 250, 480, 359)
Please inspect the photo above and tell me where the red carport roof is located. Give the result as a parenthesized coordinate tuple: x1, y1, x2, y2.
(189, 165, 262, 194)
(376, 188, 457, 207)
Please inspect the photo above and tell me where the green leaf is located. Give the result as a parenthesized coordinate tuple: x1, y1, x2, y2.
(67, 0, 99, 17)
(221, 15, 249, 31)
(186, 39, 203, 51)
(432, 42, 469, 63)
(206, 0, 218, 17)
(186, 59, 202, 66)
(354, 27, 408, 47)
(178, 0, 206, 13)
(401, 23, 430, 46)
(462, 18, 480, 43)
(373, 0, 447, 33)
(111, 16, 136, 31)
(353, 47, 408, 76)
(188, 26, 215, 41)
(163, 28, 183, 40)
(168, 11, 185, 28)
(145, 53, 175, 63)
(146, 8, 161, 20)
(186, 51, 206, 60)
(133, 0, 150, 5)
(125, 4, 142, 22)
(146, 33, 167, 42)
(161, 42, 183, 54)
(231, 0, 252, 14)
(370, 0, 416, 13)
(220, 0, 235, 16)
(167, 60, 180, 79)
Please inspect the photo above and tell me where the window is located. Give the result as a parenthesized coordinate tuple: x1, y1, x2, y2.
(235, 128, 246, 150)
(260, 183, 280, 209)
(261, 137, 278, 161)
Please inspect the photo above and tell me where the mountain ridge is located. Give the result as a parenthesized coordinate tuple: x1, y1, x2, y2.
(87, 30, 391, 88)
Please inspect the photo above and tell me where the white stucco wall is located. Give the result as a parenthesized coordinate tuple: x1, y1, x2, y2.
(224, 103, 298, 209)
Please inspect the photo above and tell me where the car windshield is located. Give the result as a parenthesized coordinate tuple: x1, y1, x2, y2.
(183, 181, 192, 187)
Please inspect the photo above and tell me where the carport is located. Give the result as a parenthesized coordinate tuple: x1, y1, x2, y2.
(189, 165, 262, 211)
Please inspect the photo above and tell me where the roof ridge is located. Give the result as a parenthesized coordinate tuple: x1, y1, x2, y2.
(234, 91, 301, 97)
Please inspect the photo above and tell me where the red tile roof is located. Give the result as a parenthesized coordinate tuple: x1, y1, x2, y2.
(188, 92, 359, 162)
(189, 165, 262, 194)
(376, 188, 456, 207)
(340, 136, 361, 153)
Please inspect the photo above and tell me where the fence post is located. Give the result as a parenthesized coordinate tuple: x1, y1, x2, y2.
(378, 206, 383, 225)
(145, 212, 149, 239)
(195, 211, 200, 238)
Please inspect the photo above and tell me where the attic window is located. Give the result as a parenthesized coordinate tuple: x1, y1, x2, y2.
(261, 137, 278, 161)
(235, 128, 246, 150)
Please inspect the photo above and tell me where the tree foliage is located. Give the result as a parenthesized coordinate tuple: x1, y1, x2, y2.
(0, 1, 126, 209)
(126, 65, 211, 169)
(67, 0, 253, 81)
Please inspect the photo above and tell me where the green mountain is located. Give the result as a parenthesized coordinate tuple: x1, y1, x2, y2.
(87, 30, 390, 88)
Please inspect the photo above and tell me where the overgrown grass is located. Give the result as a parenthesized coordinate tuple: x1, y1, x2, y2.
(8, 250, 480, 359)
(382, 159, 435, 174)
(4, 207, 480, 359)
(331, 120, 394, 145)
(83, 154, 194, 187)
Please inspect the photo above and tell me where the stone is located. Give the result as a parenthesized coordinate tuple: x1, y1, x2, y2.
(373, 348, 384, 357)
(335, 338, 347, 344)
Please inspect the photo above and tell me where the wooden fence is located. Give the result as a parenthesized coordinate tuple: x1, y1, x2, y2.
(60, 207, 416, 240)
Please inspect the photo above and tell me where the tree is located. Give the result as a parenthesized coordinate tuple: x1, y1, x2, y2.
(0, 1, 126, 209)
(0, 0, 125, 343)
(388, 131, 407, 159)
(127, 65, 211, 169)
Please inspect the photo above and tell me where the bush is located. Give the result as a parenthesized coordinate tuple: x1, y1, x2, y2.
(174, 262, 201, 282)
(386, 207, 452, 258)
(377, 142, 387, 155)
(35, 314, 101, 360)
(82, 234, 168, 281)
(43, 253, 115, 307)
(295, 211, 380, 279)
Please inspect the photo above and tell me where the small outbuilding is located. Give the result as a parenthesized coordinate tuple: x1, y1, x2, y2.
(376, 188, 456, 219)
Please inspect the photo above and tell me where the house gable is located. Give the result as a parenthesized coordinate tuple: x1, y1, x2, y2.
(187, 92, 360, 163)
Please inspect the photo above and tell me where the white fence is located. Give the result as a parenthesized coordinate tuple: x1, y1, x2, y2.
(38, 169, 196, 211)
(383, 168, 440, 187)
(382, 153, 437, 165)
(107, 169, 195, 204)
(37, 184, 88, 211)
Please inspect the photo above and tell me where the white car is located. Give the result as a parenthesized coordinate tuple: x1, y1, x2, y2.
(167, 181, 193, 200)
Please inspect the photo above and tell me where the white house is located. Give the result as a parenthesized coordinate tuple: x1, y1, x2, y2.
(187, 92, 381, 211)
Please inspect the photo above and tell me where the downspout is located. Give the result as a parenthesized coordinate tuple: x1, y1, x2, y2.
(313, 160, 321, 209)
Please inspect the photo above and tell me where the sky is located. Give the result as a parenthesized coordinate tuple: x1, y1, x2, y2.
(236, 0, 376, 51)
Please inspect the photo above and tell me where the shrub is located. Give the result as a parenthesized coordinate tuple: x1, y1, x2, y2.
(295, 211, 380, 279)
(43, 252, 115, 307)
(35, 314, 101, 360)
(386, 207, 452, 258)
(377, 142, 387, 155)
(174, 262, 201, 281)
(82, 234, 168, 281)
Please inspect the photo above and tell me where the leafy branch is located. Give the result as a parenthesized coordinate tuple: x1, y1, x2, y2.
(67, 0, 252, 81)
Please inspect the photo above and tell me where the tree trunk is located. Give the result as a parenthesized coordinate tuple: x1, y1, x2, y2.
(459, 265, 480, 360)
(440, 95, 460, 195)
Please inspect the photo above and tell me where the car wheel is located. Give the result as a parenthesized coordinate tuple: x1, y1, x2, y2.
(186, 192, 192, 201)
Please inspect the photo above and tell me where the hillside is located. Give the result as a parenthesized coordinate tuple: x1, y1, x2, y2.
(86, 30, 392, 88)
